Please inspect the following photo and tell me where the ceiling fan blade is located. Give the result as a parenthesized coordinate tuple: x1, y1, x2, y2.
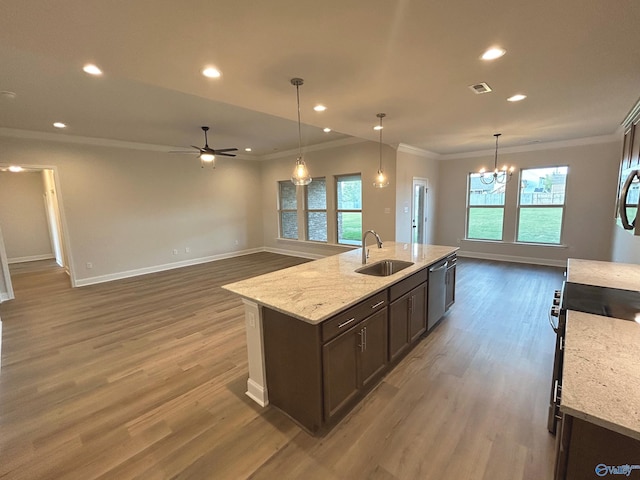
(213, 148, 239, 153)
(216, 153, 237, 157)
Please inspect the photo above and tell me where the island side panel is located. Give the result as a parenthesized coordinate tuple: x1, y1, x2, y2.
(263, 308, 324, 434)
(242, 299, 269, 406)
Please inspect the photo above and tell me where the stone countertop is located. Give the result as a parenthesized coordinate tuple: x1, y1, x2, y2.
(561, 310, 640, 441)
(567, 258, 640, 291)
(222, 242, 458, 324)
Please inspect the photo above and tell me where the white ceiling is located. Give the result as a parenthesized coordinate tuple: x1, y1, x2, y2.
(1, 0, 639, 157)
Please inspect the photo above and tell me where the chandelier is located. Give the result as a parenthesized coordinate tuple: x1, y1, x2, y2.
(479, 133, 514, 185)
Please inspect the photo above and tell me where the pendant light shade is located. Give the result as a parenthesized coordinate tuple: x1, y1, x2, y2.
(290, 78, 312, 186)
(373, 113, 389, 188)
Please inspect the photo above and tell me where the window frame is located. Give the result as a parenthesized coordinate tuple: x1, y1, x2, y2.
(465, 172, 506, 241)
(335, 173, 363, 246)
(305, 176, 328, 243)
(277, 180, 298, 240)
(515, 165, 568, 245)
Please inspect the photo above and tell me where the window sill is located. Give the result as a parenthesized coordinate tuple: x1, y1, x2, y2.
(462, 238, 568, 248)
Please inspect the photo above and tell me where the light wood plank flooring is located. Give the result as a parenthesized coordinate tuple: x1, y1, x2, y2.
(0, 253, 564, 479)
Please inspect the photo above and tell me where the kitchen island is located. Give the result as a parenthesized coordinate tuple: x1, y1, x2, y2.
(554, 259, 640, 479)
(223, 241, 458, 432)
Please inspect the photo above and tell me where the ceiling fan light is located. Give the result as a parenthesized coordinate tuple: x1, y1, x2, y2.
(200, 152, 215, 162)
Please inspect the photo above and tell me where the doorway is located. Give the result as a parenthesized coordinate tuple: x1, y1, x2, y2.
(411, 178, 429, 244)
(0, 166, 71, 302)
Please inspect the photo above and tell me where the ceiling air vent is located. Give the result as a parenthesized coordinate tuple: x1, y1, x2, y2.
(468, 82, 492, 94)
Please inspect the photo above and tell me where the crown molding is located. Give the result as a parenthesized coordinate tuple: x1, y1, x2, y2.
(0, 127, 254, 159)
(396, 143, 440, 160)
(259, 137, 367, 161)
(622, 96, 640, 129)
(438, 133, 621, 160)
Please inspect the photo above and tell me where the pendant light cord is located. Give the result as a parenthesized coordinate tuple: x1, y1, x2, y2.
(494, 133, 501, 170)
(291, 78, 304, 160)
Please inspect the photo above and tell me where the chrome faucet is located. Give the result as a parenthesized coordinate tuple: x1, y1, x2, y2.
(362, 230, 383, 264)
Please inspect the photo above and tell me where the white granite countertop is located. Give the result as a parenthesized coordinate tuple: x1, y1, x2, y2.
(561, 310, 640, 441)
(567, 258, 640, 291)
(223, 242, 458, 324)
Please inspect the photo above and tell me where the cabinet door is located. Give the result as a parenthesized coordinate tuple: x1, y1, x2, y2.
(323, 327, 359, 421)
(389, 293, 410, 362)
(359, 308, 388, 388)
(445, 264, 456, 311)
(408, 284, 427, 342)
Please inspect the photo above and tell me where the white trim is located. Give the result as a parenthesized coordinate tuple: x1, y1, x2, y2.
(263, 247, 324, 260)
(622, 96, 640, 128)
(74, 248, 263, 287)
(457, 250, 566, 267)
(438, 133, 620, 160)
(0, 293, 10, 303)
(260, 137, 366, 161)
(397, 143, 440, 160)
(7, 254, 55, 264)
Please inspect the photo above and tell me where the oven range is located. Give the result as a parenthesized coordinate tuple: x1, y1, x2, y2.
(546, 282, 640, 435)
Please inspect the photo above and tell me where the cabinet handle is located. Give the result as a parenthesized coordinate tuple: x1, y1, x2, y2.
(370, 300, 385, 309)
(338, 317, 356, 329)
(358, 329, 364, 352)
(363, 326, 367, 351)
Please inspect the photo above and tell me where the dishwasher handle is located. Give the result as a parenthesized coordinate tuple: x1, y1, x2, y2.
(429, 261, 448, 273)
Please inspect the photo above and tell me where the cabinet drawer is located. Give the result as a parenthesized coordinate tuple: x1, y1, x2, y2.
(389, 269, 428, 302)
(321, 290, 388, 343)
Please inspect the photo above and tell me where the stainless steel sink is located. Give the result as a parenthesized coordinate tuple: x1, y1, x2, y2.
(355, 259, 414, 276)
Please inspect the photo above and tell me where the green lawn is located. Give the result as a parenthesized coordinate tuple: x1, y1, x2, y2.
(339, 212, 362, 243)
(468, 207, 563, 244)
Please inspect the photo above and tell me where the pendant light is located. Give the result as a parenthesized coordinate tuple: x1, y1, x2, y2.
(478, 133, 514, 185)
(290, 78, 312, 186)
(373, 113, 389, 188)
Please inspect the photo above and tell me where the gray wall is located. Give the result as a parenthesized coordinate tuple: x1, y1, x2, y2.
(0, 171, 53, 261)
(435, 140, 621, 265)
(0, 136, 264, 285)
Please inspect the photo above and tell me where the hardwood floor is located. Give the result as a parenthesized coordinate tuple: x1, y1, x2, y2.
(0, 253, 564, 479)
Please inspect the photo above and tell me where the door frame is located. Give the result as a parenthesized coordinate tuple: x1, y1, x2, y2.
(411, 177, 429, 244)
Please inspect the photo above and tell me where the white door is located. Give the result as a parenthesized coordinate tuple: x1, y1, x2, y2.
(411, 179, 428, 244)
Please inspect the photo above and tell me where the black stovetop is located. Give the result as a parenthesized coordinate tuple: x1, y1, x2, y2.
(563, 282, 640, 321)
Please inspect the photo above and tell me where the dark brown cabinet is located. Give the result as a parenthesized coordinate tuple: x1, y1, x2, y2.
(323, 307, 387, 421)
(389, 269, 428, 362)
(445, 255, 456, 311)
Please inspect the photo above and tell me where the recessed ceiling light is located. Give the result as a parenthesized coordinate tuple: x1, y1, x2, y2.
(8, 166, 23, 172)
(53, 122, 67, 129)
(481, 47, 506, 61)
(83, 64, 103, 76)
(507, 94, 527, 102)
(314, 104, 326, 112)
(373, 125, 383, 131)
(244, 147, 252, 152)
(323, 128, 331, 133)
(202, 66, 221, 78)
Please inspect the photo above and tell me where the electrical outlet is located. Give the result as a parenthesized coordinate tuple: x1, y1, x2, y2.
(173, 249, 178, 255)
(185, 247, 190, 253)
(86, 262, 93, 269)
(234, 240, 239, 245)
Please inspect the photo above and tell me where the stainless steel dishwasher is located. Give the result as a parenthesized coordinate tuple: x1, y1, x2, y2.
(427, 259, 448, 330)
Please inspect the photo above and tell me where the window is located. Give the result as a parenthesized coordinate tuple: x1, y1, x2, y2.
(336, 174, 362, 245)
(306, 177, 327, 242)
(517, 166, 568, 244)
(278, 181, 298, 239)
(466, 173, 505, 241)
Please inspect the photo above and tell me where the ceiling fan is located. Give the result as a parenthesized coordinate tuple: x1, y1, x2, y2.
(170, 126, 238, 168)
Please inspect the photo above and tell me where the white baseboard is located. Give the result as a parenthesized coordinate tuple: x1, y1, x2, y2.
(263, 247, 324, 260)
(0, 292, 13, 303)
(74, 248, 264, 287)
(8, 254, 55, 264)
(457, 250, 566, 268)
